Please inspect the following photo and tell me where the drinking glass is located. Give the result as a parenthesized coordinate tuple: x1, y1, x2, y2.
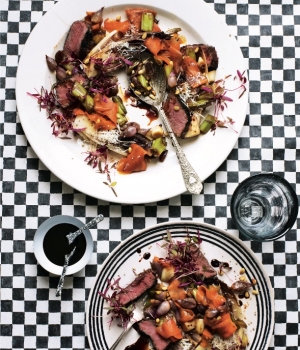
(230, 173, 298, 241)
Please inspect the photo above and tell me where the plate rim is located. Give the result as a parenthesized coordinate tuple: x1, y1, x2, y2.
(86, 220, 274, 350)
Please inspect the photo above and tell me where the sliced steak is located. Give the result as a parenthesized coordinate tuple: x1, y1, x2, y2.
(54, 79, 75, 109)
(63, 20, 93, 60)
(70, 72, 89, 87)
(190, 245, 217, 280)
(199, 44, 218, 71)
(53, 73, 88, 109)
(162, 92, 191, 138)
(134, 319, 171, 350)
(116, 269, 157, 306)
(180, 44, 218, 71)
(55, 49, 69, 66)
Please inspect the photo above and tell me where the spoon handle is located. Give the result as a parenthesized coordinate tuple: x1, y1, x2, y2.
(158, 108, 203, 195)
(56, 247, 76, 297)
(66, 214, 104, 245)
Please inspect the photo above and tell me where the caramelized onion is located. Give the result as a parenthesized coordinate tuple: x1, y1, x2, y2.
(91, 7, 104, 24)
(56, 67, 67, 81)
(156, 300, 171, 316)
(46, 55, 57, 71)
(176, 298, 197, 309)
(205, 308, 219, 318)
(231, 281, 253, 292)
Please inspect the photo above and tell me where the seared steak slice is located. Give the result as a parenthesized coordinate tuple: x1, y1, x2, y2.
(199, 44, 218, 71)
(180, 44, 218, 71)
(116, 269, 157, 306)
(162, 92, 191, 138)
(70, 72, 89, 87)
(190, 245, 217, 280)
(53, 73, 89, 109)
(63, 21, 93, 60)
(54, 79, 75, 109)
(134, 319, 171, 350)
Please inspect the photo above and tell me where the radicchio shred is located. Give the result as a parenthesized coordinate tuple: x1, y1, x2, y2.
(98, 277, 135, 328)
(27, 88, 75, 136)
(160, 230, 204, 286)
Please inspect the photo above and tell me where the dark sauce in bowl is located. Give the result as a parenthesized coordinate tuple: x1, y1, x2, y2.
(43, 223, 86, 266)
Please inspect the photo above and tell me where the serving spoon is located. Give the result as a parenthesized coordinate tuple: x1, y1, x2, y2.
(127, 51, 203, 195)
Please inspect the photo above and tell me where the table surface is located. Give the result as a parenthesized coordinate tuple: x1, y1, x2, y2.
(1, 0, 299, 349)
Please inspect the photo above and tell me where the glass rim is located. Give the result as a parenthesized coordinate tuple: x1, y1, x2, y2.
(230, 172, 298, 241)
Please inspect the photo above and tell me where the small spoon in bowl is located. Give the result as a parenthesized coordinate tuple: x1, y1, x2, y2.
(127, 51, 203, 195)
(66, 214, 104, 245)
(56, 246, 76, 297)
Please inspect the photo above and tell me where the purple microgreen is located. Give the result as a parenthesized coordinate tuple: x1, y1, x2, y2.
(84, 147, 118, 196)
(121, 57, 133, 65)
(221, 94, 233, 102)
(84, 146, 108, 168)
(28, 88, 75, 136)
(201, 85, 213, 93)
(98, 278, 134, 328)
(233, 70, 248, 98)
(178, 281, 192, 288)
(160, 231, 204, 285)
(238, 84, 247, 99)
(218, 262, 232, 276)
(199, 69, 247, 133)
(103, 181, 118, 197)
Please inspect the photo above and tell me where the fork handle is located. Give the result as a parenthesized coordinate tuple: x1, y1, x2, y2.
(158, 108, 203, 195)
(109, 324, 132, 350)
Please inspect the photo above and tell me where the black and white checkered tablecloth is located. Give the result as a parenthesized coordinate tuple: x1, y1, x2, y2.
(1, 0, 299, 349)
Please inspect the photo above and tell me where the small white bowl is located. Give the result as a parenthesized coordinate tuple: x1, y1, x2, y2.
(34, 215, 93, 275)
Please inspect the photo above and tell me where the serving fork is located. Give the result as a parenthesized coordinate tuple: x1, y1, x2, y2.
(109, 298, 144, 350)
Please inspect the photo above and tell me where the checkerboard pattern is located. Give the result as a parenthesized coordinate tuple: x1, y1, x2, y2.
(1, 0, 299, 349)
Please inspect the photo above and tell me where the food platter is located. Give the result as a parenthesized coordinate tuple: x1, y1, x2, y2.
(86, 221, 274, 350)
(16, 0, 248, 204)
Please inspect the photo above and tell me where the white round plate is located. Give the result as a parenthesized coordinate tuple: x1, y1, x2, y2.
(16, 0, 248, 204)
(86, 221, 274, 350)
(33, 215, 93, 275)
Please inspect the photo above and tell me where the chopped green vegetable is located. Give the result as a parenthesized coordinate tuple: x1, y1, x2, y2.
(185, 48, 197, 61)
(116, 112, 128, 126)
(71, 81, 87, 100)
(112, 96, 128, 126)
(82, 94, 94, 113)
(127, 60, 139, 75)
(137, 74, 149, 89)
(112, 95, 127, 115)
(200, 114, 215, 134)
(71, 82, 94, 112)
(141, 12, 154, 32)
(164, 61, 174, 77)
(151, 137, 167, 157)
(187, 93, 212, 108)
